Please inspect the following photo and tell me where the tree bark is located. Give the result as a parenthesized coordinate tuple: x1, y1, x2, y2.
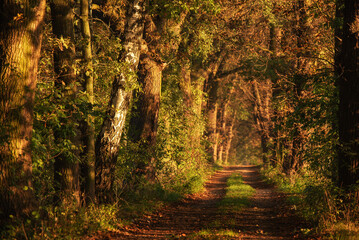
(127, 11, 188, 183)
(80, 0, 96, 204)
(252, 80, 272, 164)
(95, 0, 145, 203)
(338, 0, 359, 193)
(224, 113, 236, 165)
(0, 0, 46, 219)
(285, 0, 310, 175)
(127, 15, 163, 182)
(205, 53, 226, 163)
(51, 0, 81, 206)
(217, 98, 230, 164)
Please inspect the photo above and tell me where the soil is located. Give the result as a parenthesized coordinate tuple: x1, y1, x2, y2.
(88, 165, 314, 239)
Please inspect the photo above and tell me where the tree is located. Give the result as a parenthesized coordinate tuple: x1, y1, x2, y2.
(205, 53, 227, 163)
(127, 7, 189, 181)
(286, 0, 310, 174)
(80, 0, 96, 204)
(252, 79, 272, 164)
(338, 0, 359, 194)
(0, 0, 46, 219)
(50, 0, 81, 206)
(95, 0, 145, 203)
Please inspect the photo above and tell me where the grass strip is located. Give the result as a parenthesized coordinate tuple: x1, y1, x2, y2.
(188, 172, 256, 239)
(219, 172, 256, 213)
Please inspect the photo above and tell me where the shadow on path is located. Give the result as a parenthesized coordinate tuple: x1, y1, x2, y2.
(231, 165, 309, 239)
(88, 165, 311, 239)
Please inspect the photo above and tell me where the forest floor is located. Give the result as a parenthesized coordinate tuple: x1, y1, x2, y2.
(89, 166, 314, 239)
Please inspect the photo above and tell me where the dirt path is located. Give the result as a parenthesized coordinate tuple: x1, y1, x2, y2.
(230, 166, 307, 239)
(90, 166, 310, 239)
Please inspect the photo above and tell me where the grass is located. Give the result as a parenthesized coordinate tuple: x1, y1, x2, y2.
(187, 229, 240, 239)
(187, 172, 255, 239)
(219, 173, 256, 213)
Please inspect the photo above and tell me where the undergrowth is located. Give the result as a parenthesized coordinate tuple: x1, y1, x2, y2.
(261, 165, 359, 239)
(1, 164, 216, 239)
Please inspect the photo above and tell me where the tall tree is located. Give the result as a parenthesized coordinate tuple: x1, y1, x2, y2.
(338, 0, 359, 193)
(205, 53, 226, 163)
(251, 79, 272, 164)
(0, 0, 46, 219)
(80, 0, 96, 203)
(288, 0, 310, 174)
(127, 15, 166, 181)
(50, 0, 81, 206)
(127, 10, 188, 181)
(95, 0, 145, 203)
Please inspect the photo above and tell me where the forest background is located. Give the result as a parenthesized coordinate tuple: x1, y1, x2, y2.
(1, 0, 359, 238)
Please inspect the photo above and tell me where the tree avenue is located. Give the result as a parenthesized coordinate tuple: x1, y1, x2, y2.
(0, 0, 359, 238)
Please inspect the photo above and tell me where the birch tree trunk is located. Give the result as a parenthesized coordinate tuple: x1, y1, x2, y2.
(95, 0, 145, 203)
(0, 0, 46, 219)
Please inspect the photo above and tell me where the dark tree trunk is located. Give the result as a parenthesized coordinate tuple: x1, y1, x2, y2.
(51, 0, 81, 206)
(129, 16, 163, 145)
(0, 0, 46, 219)
(95, 0, 145, 203)
(338, 0, 359, 193)
(128, 12, 188, 183)
(127, 16, 163, 182)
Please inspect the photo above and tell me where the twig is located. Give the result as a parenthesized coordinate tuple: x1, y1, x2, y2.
(21, 221, 29, 240)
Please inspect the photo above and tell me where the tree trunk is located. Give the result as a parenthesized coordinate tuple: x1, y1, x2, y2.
(224, 114, 236, 165)
(252, 80, 271, 164)
(287, 0, 310, 174)
(95, 0, 145, 203)
(80, 0, 96, 204)
(180, 60, 193, 109)
(217, 99, 229, 164)
(205, 53, 226, 163)
(267, 6, 282, 168)
(51, 0, 81, 206)
(207, 100, 218, 163)
(338, 0, 359, 194)
(127, 12, 188, 183)
(127, 16, 163, 182)
(0, 0, 46, 219)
